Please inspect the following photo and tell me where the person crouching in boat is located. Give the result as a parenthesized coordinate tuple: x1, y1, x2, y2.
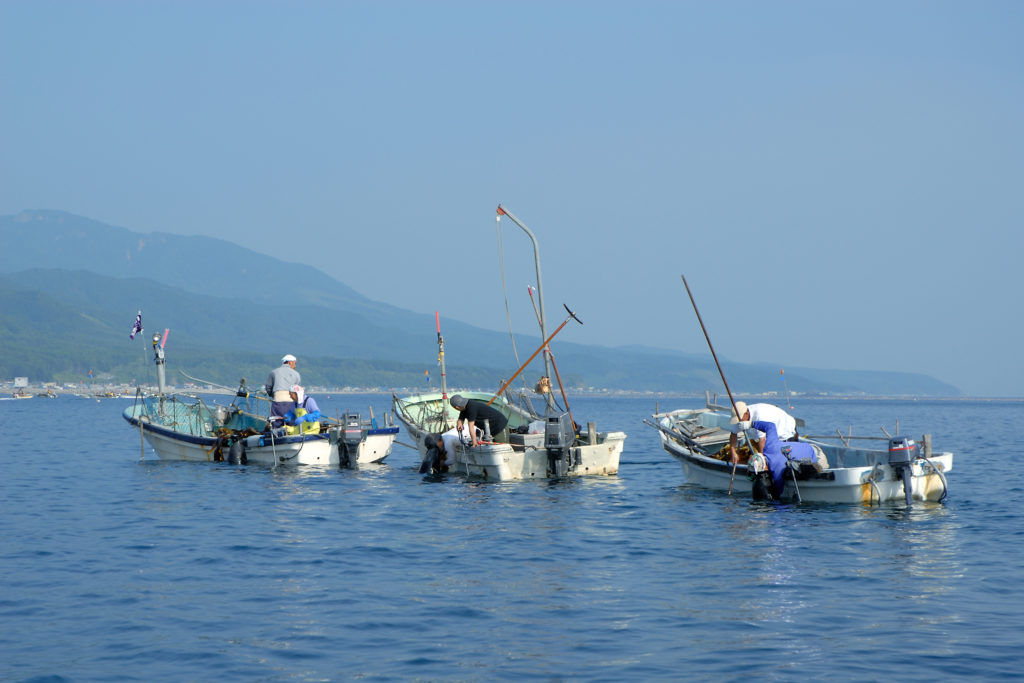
(283, 385, 321, 435)
(449, 394, 509, 446)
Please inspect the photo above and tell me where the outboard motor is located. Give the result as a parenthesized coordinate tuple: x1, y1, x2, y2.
(545, 412, 575, 477)
(338, 412, 364, 468)
(888, 436, 918, 506)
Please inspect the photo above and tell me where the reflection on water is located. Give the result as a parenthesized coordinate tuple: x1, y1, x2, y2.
(1, 395, 1021, 681)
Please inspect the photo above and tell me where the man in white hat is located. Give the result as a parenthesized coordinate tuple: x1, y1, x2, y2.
(265, 354, 301, 425)
(728, 401, 798, 465)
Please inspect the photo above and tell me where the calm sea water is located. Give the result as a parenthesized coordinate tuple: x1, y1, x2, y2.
(1, 394, 1022, 682)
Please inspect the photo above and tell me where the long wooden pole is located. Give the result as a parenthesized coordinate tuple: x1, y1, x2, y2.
(487, 306, 582, 406)
(547, 352, 575, 432)
(527, 286, 575, 425)
(680, 274, 751, 494)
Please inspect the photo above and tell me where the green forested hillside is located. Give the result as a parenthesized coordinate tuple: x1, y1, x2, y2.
(1, 210, 964, 396)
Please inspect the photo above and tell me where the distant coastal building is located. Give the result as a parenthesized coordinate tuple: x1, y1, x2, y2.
(14, 377, 28, 388)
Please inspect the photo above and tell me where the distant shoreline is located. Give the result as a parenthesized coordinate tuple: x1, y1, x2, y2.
(6, 386, 1019, 402)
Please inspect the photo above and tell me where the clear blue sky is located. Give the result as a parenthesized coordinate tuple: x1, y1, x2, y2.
(2, 1, 1021, 397)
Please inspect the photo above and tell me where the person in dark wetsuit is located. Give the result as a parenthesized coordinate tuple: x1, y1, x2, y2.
(449, 394, 509, 446)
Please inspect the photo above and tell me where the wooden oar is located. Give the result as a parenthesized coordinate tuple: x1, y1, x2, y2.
(528, 287, 576, 432)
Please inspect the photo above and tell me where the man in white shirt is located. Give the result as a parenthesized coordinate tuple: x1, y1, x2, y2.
(728, 401, 799, 465)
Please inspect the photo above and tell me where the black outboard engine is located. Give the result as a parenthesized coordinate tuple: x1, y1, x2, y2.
(338, 412, 364, 468)
(545, 412, 576, 477)
(888, 436, 918, 506)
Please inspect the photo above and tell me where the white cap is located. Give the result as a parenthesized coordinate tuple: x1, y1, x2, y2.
(282, 354, 297, 363)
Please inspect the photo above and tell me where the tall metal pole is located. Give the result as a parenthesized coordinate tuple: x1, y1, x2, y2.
(436, 311, 450, 430)
(151, 331, 167, 397)
(436, 311, 448, 400)
(496, 205, 554, 408)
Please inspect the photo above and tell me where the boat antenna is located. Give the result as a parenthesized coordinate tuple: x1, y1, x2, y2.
(496, 205, 554, 409)
(680, 275, 756, 495)
(780, 368, 794, 410)
(436, 311, 450, 430)
(151, 329, 169, 397)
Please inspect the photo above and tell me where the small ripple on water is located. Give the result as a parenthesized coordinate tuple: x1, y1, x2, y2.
(2, 397, 1023, 681)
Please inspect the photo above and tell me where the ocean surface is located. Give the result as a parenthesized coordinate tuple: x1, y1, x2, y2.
(1, 393, 1022, 682)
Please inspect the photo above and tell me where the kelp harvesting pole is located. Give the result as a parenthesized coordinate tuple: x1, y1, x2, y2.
(488, 304, 582, 406)
(680, 275, 751, 495)
(528, 285, 575, 428)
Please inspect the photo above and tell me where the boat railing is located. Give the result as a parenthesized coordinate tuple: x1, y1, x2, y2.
(802, 432, 936, 469)
(393, 391, 539, 436)
(137, 394, 215, 436)
(392, 394, 451, 434)
(803, 434, 892, 442)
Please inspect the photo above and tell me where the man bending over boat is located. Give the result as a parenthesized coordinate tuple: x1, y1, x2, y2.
(746, 419, 818, 500)
(421, 421, 480, 472)
(728, 401, 798, 465)
(265, 354, 300, 425)
(449, 394, 509, 446)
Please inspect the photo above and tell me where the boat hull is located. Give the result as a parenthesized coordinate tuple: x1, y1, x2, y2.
(394, 392, 624, 481)
(124, 406, 397, 466)
(445, 435, 623, 480)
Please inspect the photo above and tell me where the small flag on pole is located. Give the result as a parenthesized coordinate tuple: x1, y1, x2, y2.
(424, 369, 430, 383)
(129, 311, 144, 340)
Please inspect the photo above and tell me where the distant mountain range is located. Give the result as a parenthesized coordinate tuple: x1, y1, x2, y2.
(1, 210, 962, 396)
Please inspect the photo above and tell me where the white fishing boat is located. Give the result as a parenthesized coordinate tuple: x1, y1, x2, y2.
(123, 331, 398, 467)
(393, 389, 624, 480)
(393, 205, 626, 481)
(646, 395, 953, 505)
